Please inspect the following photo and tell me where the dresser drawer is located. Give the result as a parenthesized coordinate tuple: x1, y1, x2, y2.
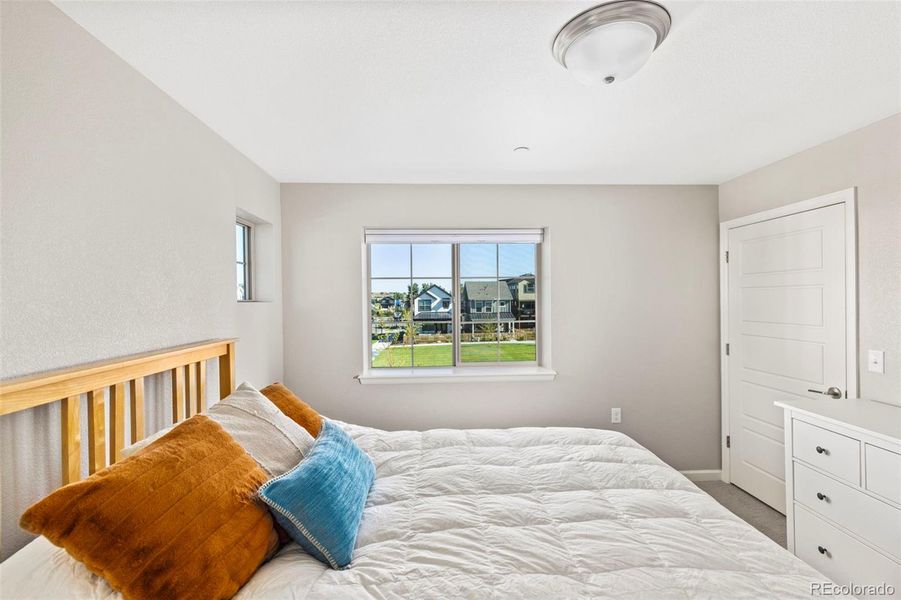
(866, 444, 901, 506)
(794, 462, 901, 559)
(794, 506, 901, 598)
(793, 419, 861, 485)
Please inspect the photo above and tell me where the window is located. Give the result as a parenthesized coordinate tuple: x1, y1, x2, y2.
(236, 220, 252, 301)
(365, 229, 542, 370)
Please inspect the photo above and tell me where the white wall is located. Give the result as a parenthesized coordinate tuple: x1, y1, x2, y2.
(0, 1, 283, 559)
(719, 114, 901, 406)
(281, 183, 721, 472)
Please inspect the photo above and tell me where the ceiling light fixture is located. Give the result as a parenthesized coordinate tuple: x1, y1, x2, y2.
(513, 146, 530, 152)
(553, 0, 671, 86)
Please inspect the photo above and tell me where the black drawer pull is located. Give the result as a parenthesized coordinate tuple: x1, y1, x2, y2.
(816, 492, 828, 501)
(817, 545, 828, 555)
(815, 446, 827, 454)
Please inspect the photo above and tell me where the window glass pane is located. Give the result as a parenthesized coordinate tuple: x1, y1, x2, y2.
(460, 277, 499, 364)
(370, 244, 411, 278)
(412, 244, 451, 278)
(497, 278, 514, 320)
(461, 278, 501, 317)
(370, 278, 413, 369)
(236, 224, 245, 262)
(460, 321, 500, 363)
(412, 278, 452, 322)
(505, 276, 536, 320)
(370, 279, 410, 320)
(460, 243, 497, 278)
(236, 264, 246, 301)
(499, 243, 535, 278)
(413, 322, 453, 367)
(371, 319, 412, 368)
(499, 323, 536, 362)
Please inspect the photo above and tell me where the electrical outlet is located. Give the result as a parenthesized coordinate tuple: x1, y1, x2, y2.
(868, 350, 885, 373)
(611, 407, 622, 424)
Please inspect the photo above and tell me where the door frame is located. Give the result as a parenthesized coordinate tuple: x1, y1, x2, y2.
(719, 187, 858, 483)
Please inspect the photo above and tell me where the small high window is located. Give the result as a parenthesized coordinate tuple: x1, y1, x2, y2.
(236, 220, 252, 301)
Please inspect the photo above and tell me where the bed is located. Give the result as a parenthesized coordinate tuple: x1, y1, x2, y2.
(0, 341, 834, 599)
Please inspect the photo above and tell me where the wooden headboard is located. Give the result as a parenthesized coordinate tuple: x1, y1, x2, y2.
(0, 339, 236, 485)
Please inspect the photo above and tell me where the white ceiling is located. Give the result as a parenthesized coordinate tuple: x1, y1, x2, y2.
(55, 1, 901, 184)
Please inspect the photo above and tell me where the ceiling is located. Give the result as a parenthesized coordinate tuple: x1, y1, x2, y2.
(55, 1, 901, 184)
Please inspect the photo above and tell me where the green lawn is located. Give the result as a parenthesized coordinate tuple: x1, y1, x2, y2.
(372, 343, 535, 367)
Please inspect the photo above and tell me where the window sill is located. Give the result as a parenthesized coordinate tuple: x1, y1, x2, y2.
(356, 366, 557, 385)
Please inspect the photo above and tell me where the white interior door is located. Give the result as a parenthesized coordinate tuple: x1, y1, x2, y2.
(726, 202, 849, 513)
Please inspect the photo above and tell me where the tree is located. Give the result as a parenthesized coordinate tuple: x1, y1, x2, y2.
(407, 283, 420, 307)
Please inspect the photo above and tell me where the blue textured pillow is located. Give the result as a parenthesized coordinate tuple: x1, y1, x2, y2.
(258, 419, 375, 569)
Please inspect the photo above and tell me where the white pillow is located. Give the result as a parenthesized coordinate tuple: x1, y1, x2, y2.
(208, 381, 314, 476)
(120, 382, 314, 476)
(120, 425, 173, 459)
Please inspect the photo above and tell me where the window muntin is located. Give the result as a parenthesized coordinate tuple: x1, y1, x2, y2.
(236, 221, 252, 301)
(368, 239, 538, 369)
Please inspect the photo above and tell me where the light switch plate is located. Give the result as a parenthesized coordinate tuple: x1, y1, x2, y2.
(611, 407, 622, 424)
(868, 350, 885, 373)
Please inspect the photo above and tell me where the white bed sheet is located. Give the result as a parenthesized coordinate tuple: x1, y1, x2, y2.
(1, 423, 836, 599)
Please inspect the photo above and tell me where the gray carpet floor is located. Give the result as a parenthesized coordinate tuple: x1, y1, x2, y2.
(696, 481, 787, 548)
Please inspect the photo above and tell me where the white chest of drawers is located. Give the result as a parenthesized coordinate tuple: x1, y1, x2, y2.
(778, 398, 901, 598)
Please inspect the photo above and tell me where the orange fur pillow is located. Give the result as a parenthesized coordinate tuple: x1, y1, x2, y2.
(260, 382, 323, 437)
(20, 415, 278, 600)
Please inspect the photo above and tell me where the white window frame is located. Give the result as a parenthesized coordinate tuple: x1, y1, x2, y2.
(236, 218, 253, 302)
(358, 228, 556, 384)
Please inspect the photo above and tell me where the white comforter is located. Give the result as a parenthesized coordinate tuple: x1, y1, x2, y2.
(2, 423, 832, 599)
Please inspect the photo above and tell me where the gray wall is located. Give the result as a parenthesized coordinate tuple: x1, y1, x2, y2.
(0, 2, 284, 558)
(719, 114, 901, 406)
(281, 184, 721, 471)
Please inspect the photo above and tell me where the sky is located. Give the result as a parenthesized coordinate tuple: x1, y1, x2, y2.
(370, 244, 535, 293)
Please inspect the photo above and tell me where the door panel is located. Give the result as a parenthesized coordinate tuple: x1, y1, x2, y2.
(742, 334, 825, 383)
(740, 229, 824, 273)
(741, 428, 786, 480)
(739, 381, 801, 434)
(740, 286, 824, 326)
(728, 203, 847, 512)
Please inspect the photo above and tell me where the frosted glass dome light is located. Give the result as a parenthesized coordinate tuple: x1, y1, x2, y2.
(553, 0, 671, 86)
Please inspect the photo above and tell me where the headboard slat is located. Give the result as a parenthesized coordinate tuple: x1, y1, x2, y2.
(218, 341, 236, 401)
(171, 367, 185, 424)
(196, 362, 207, 414)
(87, 389, 106, 474)
(61, 396, 81, 485)
(186, 363, 198, 418)
(129, 377, 145, 443)
(110, 383, 126, 463)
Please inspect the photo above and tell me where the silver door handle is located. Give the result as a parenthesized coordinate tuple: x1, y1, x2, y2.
(807, 387, 843, 399)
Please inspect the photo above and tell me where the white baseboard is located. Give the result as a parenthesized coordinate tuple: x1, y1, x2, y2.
(680, 469, 723, 482)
